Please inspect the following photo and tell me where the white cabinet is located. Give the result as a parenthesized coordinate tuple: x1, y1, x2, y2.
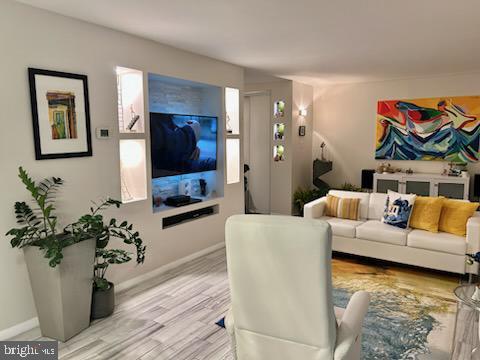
(373, 173, 470, 200)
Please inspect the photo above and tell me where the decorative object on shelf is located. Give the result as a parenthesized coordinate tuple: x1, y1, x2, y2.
(179, 178, 205, 197)
(273, 145, 285, 162)
(126, 105, 140, 131)
(65, 198, 145, 320)
(298, 125, 306, 137)
(376, 96, 480, 162)
(376, 162, 396, 174)
(273, 123, 285, 140)
(226, 113, 233, 134)
(406, 168, 414, 174)
(320, 141, 327, 161)
(274, 100, 285, 117)
(6, 167, 95, 341)
(447, 161, 467, 177)
(28, 68, 92, 160)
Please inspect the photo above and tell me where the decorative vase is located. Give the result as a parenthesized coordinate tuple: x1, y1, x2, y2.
(472, 285, 480, 302)
(23, 239, 95, 341)
(91, 282, 115, 319)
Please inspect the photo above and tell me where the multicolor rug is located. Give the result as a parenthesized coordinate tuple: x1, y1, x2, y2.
(332, 258, 458, 359)
(218, 257, 458, 359)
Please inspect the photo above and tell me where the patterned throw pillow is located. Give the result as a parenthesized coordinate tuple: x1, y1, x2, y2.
(382, 190, 416, 229)
(325, 195, 361, 221)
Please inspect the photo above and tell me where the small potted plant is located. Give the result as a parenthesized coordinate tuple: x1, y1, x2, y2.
(6, 167, 96, 341)
(65, 199, 145, 319)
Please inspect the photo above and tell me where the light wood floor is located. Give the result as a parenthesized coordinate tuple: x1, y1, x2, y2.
(12, 248, 478, 359)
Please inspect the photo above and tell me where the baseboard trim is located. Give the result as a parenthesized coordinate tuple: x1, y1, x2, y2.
(0, 241, 225, 340)
(115, 241, 226, 293)
(0, 317, 39, 341)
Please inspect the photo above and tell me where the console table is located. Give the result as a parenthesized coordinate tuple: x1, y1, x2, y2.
(373, 172, 470, 200)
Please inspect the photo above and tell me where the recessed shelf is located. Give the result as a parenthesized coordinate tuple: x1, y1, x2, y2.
(120, 139, 147, 203)
(117, 67, 145, 134)
(225, 87, 240, 135)
(226, 138, 240, 184)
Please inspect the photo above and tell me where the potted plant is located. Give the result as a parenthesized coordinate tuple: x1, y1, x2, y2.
(65, 199, 145, 319)
(293, 187, 329, 216)
(6, 167, 96, 341)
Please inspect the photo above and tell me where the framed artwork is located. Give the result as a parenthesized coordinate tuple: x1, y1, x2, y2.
(28, 68, 92, 160)
(274, 100, 285, 117)
(273, 123, 285, 140)
(273, 145, 285, 162)
(376, 96, 480, 162)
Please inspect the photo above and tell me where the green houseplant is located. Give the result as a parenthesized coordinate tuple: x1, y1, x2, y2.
(6, 167, 96, 341)
(293, 187, 329, 216)
(65, 199, 146, 319)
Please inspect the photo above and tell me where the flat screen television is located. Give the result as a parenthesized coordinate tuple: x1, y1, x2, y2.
(150, 112, 217, 178)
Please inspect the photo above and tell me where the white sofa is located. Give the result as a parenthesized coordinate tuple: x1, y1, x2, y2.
(304, 190, 480, 275)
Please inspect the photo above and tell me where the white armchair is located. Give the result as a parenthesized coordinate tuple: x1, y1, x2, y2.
(225, 215, 370, 360)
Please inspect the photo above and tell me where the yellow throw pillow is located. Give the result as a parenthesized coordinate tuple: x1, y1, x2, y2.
(438, 199, 479, 236)
(409, 196, 444, 232)
(325, 195, 360, 221)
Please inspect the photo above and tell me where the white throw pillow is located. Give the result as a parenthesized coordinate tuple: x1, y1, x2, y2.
(381, 190, 417, 229)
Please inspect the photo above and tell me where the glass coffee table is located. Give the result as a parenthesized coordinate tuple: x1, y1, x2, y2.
(454, 284, 480, 356)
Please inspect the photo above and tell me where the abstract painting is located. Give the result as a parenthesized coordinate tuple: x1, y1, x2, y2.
(29, 68, 91, 160)
(375, 96, 480, 162)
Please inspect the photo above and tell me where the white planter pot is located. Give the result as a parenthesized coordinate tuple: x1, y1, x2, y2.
(23, 239, 95, 341)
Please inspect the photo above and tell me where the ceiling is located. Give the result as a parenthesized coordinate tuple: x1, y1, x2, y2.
(17, 0, 480, 85)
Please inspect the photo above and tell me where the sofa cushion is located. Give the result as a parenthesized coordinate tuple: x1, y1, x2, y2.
(381, 190, 416, 229)
(368, 193, 388, 220)
(409, 196, 444, 233)
(407, 229, 466, 255)
(325, 195, 361, 220)
(439, 199, 479, 236)
(356, 220, 410, 246)
(319, 216, 364, 238)
(328, 190, 370, 220)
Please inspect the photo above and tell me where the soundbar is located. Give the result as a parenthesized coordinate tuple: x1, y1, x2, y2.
(162, 205, 218, 229)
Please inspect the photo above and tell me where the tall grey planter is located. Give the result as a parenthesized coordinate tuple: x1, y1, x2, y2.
(23, 239, 95, 342)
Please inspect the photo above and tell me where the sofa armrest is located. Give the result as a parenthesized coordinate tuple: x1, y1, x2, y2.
(467, 214, 480, 274)
(334, 291, 370, 360)
(304, 196, 327, 219)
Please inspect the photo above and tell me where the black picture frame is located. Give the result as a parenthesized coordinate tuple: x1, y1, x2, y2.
(28, 68, 92, 160)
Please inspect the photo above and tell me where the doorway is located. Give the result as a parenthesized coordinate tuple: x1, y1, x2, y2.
(244, 92, 271, 214)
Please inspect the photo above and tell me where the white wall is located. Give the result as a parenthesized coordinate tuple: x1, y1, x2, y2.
(0, 0, 244, 334)
(245, 80, 293, 215)
(313, 72, 480, 188)
(244, 80, 314, 214)
(292, 82, 314, 210)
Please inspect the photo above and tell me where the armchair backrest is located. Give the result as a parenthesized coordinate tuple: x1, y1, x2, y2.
(226, 215, 337, 360)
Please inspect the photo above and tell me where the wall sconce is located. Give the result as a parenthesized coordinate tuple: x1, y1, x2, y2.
(299, 108, 308, 116)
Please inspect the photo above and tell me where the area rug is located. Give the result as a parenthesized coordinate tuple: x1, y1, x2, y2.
(217, 257, 458, 360)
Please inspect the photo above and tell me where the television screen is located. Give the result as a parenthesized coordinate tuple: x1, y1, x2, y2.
(150, 113, 217, 178)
